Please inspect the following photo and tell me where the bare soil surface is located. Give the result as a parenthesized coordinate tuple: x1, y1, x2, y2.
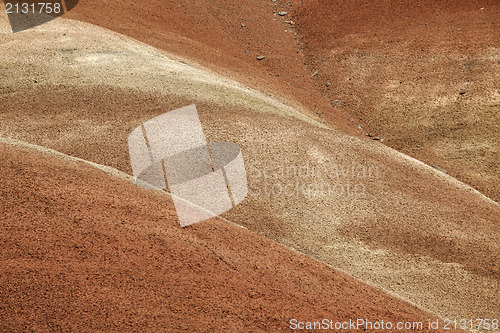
(294, 0, 500, 203)
(0, 1, 499, 331)
(0, 141, 459, 332)
(60, 0, 500, 203)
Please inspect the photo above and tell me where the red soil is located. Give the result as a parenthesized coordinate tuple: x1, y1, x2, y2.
(293, 0, 500, 202)
(0, 143, 456, 332)
(0, 0, 498, 330)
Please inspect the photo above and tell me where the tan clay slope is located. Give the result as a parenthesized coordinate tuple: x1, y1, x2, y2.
(61, 0, 355, 133)
(62, 0, 499, 203)
(0, 16, 498, 329)
(294, 0, 500, 203)
(1, 141, 459, 332)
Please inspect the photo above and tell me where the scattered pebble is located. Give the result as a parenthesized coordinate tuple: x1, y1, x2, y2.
(311, 70, 319, 78)
(331, 100, 339, 106)
(459, 89, 466, 95)
(278, 11, 289, 16)
(326, 82, 331, 87)
(256, 55, 266, 60)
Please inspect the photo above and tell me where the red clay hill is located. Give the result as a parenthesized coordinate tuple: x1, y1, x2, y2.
(0, 142, 458, 332)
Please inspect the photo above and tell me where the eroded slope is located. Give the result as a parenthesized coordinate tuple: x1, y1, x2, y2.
(0, 15, 498, 329)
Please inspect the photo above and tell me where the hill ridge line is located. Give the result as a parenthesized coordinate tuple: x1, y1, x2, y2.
(0, 135, 492, 323)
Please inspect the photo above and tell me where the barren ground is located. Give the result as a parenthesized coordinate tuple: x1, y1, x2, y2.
(0, 1, 499, 332)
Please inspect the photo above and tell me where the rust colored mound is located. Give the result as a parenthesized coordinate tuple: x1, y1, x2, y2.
(0, 142, 457, 332)
(293, 0, 500, 202)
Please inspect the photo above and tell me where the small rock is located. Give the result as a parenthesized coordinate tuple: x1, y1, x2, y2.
(326, 82, 331, 87)
(256, 55, 266, 60)
(311, 70, 319, 78)
(459, 89, 466, 95)
(244, 50, 249, 53)
(431, 165, 449, 174)
(331, 100, 339, 106)
(278, 11, 288, 16)
(241, 23, 246, 27)
(372, 137, 383, 141)
(357, 124, 362, 129)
